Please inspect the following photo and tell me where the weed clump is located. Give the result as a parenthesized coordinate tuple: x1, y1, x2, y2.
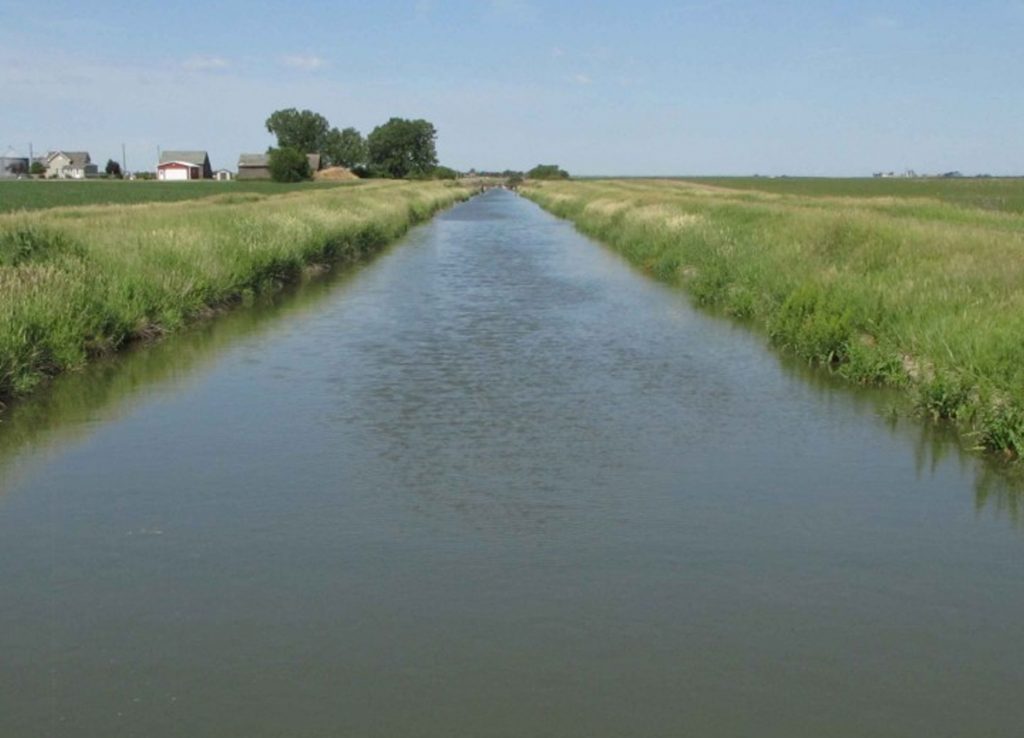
(0, 226, 82, 266)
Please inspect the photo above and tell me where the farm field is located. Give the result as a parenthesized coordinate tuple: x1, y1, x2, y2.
(523, 177, 1024, 460)
(679, 176, 1024, 214)
(0, 178, 364, 213)
(0, 180, 472, 403)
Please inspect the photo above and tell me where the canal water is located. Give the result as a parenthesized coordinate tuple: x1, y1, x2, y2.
(1, 190, 1021, 737)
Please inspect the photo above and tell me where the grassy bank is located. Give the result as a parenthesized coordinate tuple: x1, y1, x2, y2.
(0, 180, 472, 404)
(523, 178, 1024, 459)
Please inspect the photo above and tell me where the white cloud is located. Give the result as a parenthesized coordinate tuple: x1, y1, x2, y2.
(281, 54, 326, 71)
(182, 55, 229, 72)
(552, 46, 565, 57)
(571, 73, 592, 85)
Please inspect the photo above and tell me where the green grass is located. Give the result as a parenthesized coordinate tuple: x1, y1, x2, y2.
(0, 179, 364, 213)
(0, 180, 472, 404)
(681, 176, 1024, 214)
(523, 178, 1024, 460)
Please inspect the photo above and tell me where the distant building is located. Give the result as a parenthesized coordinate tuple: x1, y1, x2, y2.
(45, 151, 98, 179)
(237, 153, 270, 180)
(157, 151, 212, 181)
(237, 152, 322, 180)
(1, 147, 29, 178)
(214, 168, 234, 181)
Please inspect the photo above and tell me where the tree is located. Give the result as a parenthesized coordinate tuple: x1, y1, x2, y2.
(265, 108, 331, 154)
(324, 127, 366, 168)
(105, 159, 123, 179)
(366, 118, 438, 178)
(527, 164, 569, 180)
(432, 165, 458, 180)
(268, 147, 311, 182)
(29, 161, 45, 176)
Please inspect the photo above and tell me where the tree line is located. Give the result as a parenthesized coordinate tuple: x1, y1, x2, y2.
(264, 108, 448, 182)
(263, 108, 572, 184)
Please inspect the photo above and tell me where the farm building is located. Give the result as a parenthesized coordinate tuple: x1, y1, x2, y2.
(237, 153, 270, 180)
(1, 147, 29, 178)
(45, 151, 98, 179)
(237, 152, 322, 180)
(157, 151, 212, 181)
(214, 169, 233, 181)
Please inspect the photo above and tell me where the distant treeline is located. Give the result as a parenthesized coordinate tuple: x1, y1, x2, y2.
(263, 108, 572, 185)
(264, 108, 445, 182)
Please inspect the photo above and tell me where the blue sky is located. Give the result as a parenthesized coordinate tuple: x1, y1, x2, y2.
(2, 0, 1022, 175)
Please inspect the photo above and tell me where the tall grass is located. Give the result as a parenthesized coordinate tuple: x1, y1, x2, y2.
(523, 178, 1024, 460)
(0, 180, 472, 403)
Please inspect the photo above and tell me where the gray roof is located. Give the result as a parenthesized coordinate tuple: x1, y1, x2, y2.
(159, 150, 209, 166)
(239, 153, 321, 169)
(47, 151, 91, 168)
(238, 153, 269, 167)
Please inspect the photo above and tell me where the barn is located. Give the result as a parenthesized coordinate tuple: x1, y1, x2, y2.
(237, 152, 322, 180)
(157, 151, 212, 181)
(236, 153, 270, 180)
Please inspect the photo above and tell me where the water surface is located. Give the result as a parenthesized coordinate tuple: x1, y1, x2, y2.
(2, 190, 1022, 737)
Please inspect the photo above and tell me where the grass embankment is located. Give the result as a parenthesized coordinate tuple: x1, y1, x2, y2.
(0, 180, 471, 404)
(0, 179, 363, 213)
(523, 178, 1024, 459)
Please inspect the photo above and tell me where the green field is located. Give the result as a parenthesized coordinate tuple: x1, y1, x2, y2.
(0, 180, 472, 403)
(681, 177, 1024, 214)
(523, 178, 1024, 460)
(0, 179, 363, 213)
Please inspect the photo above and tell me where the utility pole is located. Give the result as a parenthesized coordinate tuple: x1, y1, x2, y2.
(122, 142, 127, 175)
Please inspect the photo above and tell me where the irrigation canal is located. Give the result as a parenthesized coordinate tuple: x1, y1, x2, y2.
(1, 189, 1022, 737)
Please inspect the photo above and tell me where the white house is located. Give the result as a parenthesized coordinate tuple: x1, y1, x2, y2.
(45, 151, 98, 179)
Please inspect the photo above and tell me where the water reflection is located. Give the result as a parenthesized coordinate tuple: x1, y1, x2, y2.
(0, 260, 368, 494)
(775, 352, 1024, 527)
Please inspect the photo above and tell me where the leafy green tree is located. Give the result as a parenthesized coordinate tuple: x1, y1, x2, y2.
(527, 164, 569, 180)
(265, 108, 331, 154)
(432, 165, 459, 180)
(268, 147, 312, 182)
(105, 159, 123, 179)
(29, 161, 45, 176)
(324, 127, 366, 168)
(366, 118, 438, 178)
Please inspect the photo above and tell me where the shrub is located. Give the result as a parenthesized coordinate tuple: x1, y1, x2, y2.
(268, 147, 312, 183)
(527, 164, 570, 180)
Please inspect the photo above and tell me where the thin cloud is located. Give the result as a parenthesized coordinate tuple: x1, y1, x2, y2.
(571, 73, 592, 85)
(182, 55, 229, 72)
(281, 54, 326, 71)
